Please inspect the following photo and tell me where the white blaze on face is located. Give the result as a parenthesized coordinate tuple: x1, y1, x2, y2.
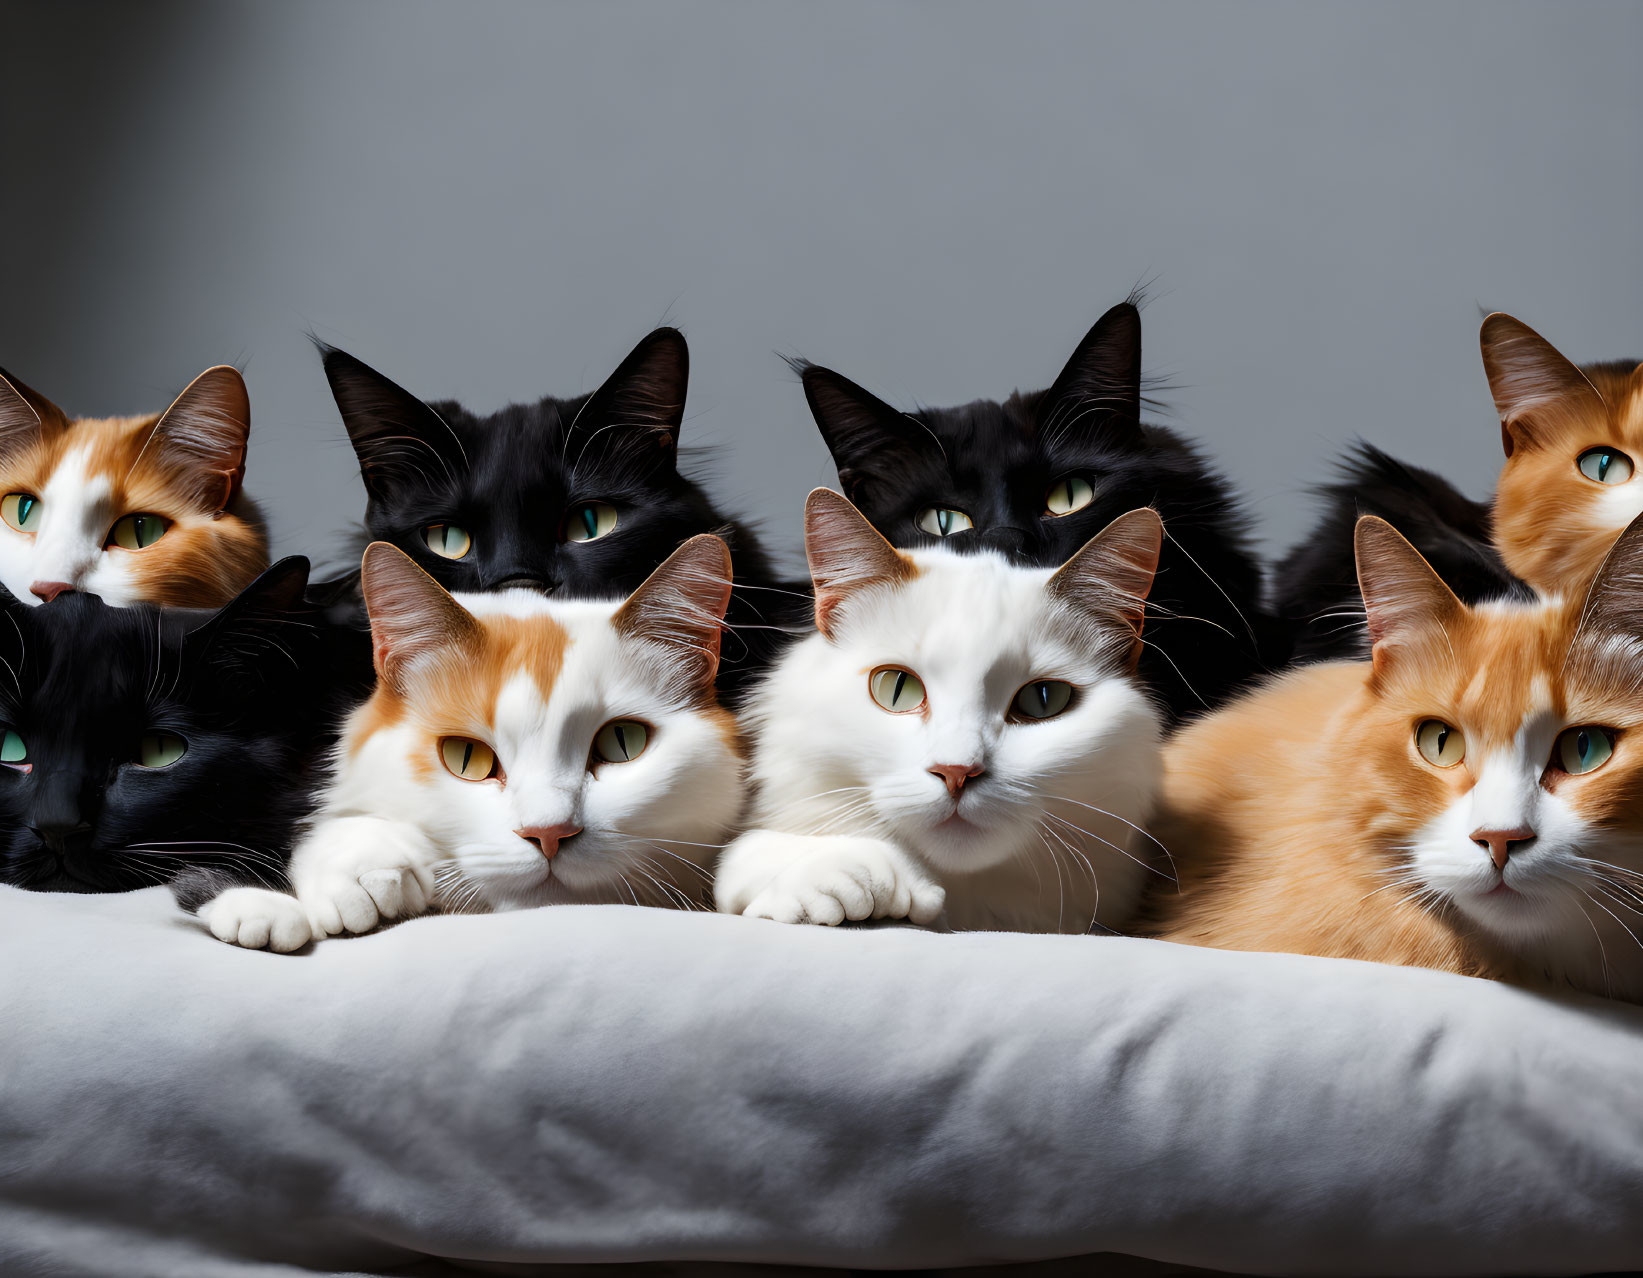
(0, 447, 139, 606)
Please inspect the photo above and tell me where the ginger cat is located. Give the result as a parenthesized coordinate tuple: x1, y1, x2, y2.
(1148, 512, 1643, 1003)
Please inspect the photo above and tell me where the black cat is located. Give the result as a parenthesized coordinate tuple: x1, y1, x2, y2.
(795, 299, 1270, 721)
(321, 326, 802, 695)
(1272, 443, 1528, 663)
(0, 558, 370, 897)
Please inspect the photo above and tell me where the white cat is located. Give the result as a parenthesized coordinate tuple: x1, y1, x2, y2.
(201, 534, 745, 951)
(715, 489, 1166, 934)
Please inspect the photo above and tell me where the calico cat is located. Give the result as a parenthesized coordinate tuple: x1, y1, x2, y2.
(200, 535, 745, 952)
(1147, 514, 1643, 1004)
(0, 365, 267, 607)
(0, 558, 367, 897)
(714, 489, 1165, 934)
(320, 327, 802, 695)
(794, 298, 1268, 721)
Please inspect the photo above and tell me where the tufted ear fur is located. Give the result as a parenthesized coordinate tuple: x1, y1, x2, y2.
(613, 533, 733, 695)
(184, 557, 314, 688)
(797, 362, 935, 507)
(322, 345, 469, 499)
(0, 368, 57, 463)
(803, 487, 917, 640)
(572, 327, 690, 463)
(360, 541, 482, 691)
(148, 366, 253, 513)
(1354, 516, 1466, 677)
(1480, 313, 1607, 459)
(1038, 301, 1144, 447)
(1047, 507, 1163, 670)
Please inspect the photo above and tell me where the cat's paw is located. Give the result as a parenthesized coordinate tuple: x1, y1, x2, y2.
(198, 888, 313, 953)
(292, 818, 436, 938)
(737, 838, 946, 927)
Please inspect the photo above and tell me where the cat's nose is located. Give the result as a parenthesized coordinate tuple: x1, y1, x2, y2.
(1471, 826, 1536, 870)
(492, 575, 553, 594)
(29, 581, 74, 603)
(516, 823, 582, 859)
(32, 821, 94, 855)
(928, 763, 984, 798)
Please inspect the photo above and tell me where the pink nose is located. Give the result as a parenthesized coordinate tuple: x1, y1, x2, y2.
(30, 581, 74, 603)
(928, 763, 984, 799)
(516, 823, 582, 859)
(1470, 826, 1535, 871)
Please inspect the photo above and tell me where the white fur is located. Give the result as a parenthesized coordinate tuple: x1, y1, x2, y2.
(0, 447, 148, 606)
(716, 547, 1164, 933)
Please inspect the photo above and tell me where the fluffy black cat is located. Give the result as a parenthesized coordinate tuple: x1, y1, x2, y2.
(795, 299, 1270, 721)
(1272, 443, 1528, 663)
(321, 326, 801, 695)
(0, 558, 370, 897)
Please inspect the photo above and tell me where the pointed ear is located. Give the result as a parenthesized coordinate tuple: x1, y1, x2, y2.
(1039, 301, 1143, 445)
(1046, 507, 1163, 670)
(321, 344, 468, 500)
(184, 557, 313, 683)
(1480, 313, 1605, 458)
(613, 534, 733, 694)
(796, 361, 934, 506)
(1574, 509, 1643, 640)
(146, 366, 252, 513)
(804, 487, 916, 639)
(573, 327, 690, 460)
(360, 541, 481, 691)
(0, 368, 56, 462)
(1354, 516, 1465, 674)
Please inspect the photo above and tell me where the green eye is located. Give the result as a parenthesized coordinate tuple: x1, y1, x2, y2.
(423, 523, 472, 559)
(564, 502, 619, 544)
(107, 513, 170, 550)
(138, 731, 187, 768)
(1011, 680, 1075, 721)
(1045, 476, 1095, 517)
(440, 736, 499, 781)
(1577, 448, 1634, 485)
(2, 493, 41, 534)
(0, 729, 26, 764)
(1415, 719, 1465, 768)
(592, 718, 649, 764)
(916, 507, 973, 538)
(1555, 726, 1615, 776)
(869, 666, 926, 713)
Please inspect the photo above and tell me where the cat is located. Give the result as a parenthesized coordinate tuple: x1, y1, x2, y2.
(0, 557, 368, 898)
(1145, 513, 1643, 1004)
(199, 534, 745, 952)
(714, 488, 1165, 934)
(319, 326, 804, 695)
(793, 296, 1269, 722)
(0, 364, 268, 607)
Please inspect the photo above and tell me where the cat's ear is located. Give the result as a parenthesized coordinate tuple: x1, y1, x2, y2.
(147, 366, 252, 513)
(360, 541, 481, 691)
(1047, 507, 1163, 670)
(1574, 510, 1643, 640)
(797, 362, 935, 506)
(0, 368, 61, 461)
(1354, 516, 1465, 673)
(804, 487, 916, 639)
(573, 327, 690, 460)
(613, 533, 733, 694)
(1480, 313, 1606, 458)
(1038, 301, 1143, 446)
(184, 557, 313, 685)
(321, 345, 467, 500)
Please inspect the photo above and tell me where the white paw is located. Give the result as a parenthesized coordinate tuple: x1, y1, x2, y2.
(199, 888, 313, 953)
(292, 818, 436, 938)
(738, 838, 945, 927)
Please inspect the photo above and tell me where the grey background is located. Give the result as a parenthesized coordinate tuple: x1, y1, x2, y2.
(4, 0, 1640, 575)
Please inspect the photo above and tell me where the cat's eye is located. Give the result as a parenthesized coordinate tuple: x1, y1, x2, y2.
(1011, 680, 1076, 721)
(107, 513, 170, 551)
(564, 502, 619, 543)
(137, 731, 187, 768)
(423, 523, 472, 560)
(592, 718, 649, 764)
(0, 728, 26, 764)
(915, 507, 973, 538)
(1577, 448, 1634, 486)
(440, 736, 499, 782)
(1415, 719, 1466, 768)
(1554, 726, 1615, 776)
(1044, 476, 1095, 518)
(1, 493, 41, 534)
(869, 666, 927, 714)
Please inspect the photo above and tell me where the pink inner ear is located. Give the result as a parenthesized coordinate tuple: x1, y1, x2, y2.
(1501, 420, 1515, 459)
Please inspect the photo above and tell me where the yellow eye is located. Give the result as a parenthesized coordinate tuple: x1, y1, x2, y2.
(869, 666, 926, 713)
(0, 728, 26, 764)
(137, 731, 187, 768)
(592, 718, 649, 764)
(1012, 680, 1075, 721)
(440, 736, 499, 781)
(1577, 448, 1634, 485)
(107, 513, 170, 550)
(423, 523, 472, 559)
(1415, 719, 1465, 768)
(1, 493, 41, 533)
(1045, 476, 1095, 517)
(564, 502, 619, 543)
(1555, 726, 1615, 776)
(915, 507, 972, 537)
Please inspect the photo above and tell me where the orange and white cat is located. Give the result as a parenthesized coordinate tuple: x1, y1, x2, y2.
(1148, 513, 1643, 1004)
(0, 365, 266, 607)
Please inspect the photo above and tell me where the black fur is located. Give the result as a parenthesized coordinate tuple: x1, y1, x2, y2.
(797, 300, 1271, 721)
(0, 559, 371, 899)
(1272, 443, 1530, 663)
(321, 327, 803, 695)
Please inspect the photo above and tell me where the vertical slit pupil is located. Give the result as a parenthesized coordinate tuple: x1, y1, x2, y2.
(892, 671, 907, 705)
(583, 508, 598, 537)
(461, 741, 474, 773)
(614, 723, 628, 757)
